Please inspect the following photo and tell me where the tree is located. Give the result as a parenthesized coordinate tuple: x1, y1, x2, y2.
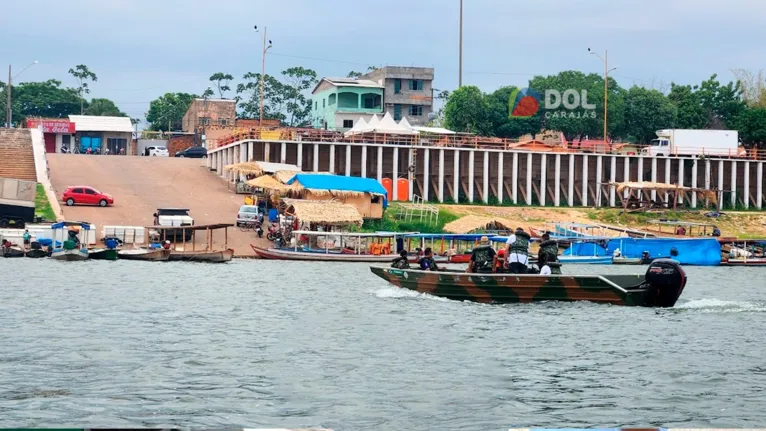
(731, 69, 766, 108)
(347, 71, 363, 78)
(696, 74, 746, 129)
(236, 72, 287, 122)
(202, 87, 215, 98)
(281, 66, 318, 126)
(145, 92, 196, 131)
(426, 90, 452, 127)
(485, 86, 540, 138)
(209, 72, 234, 98)
(3, 79, 81, 124)
(85, 98, 126, 117)
(68, 64, 97, 114)
(738, 108, 766, 148)
(443, 85, 491, 135)
(621, 86, 677, 144)
(667, 83, 707, 129)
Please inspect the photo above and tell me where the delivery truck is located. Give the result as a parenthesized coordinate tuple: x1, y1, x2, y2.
(641, 129, 740, 157)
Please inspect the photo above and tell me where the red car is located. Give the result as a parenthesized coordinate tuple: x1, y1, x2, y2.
(62, 186, 115, 207)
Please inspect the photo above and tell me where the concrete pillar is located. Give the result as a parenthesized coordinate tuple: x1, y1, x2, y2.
(513, 152, 519, 204)
(423, 148, 430, 201)
(313, 143, 319, 172)
(468, 150, 475, 203)
(664, 157, 671, 202)
(637, 157, 644, 182)
(691, 159, 698, 208)
(704, 159, 711, 190)
(525, 153, 532, 205)
(438, 148, 445, 203)
(581, 155, 588, 207)
(731, 160, 737, 208)
(554, 154, 560, 206)
(497, 152, 504, 204)
(218, 152, 222, 177)
(408, 148, 415, 200)
(744, 161, 750, 209)
(345, 144, 351, 176)
(240, 143, 246, 163)
(482, 151, 489, 204)
(361, 145, 367, 178)
(758, 162, 763, 210)
(207, 151, 212, 169)
(376, 146, 383, 183)
(718, 160, 724, 209)
(280, 142, 287, 163)
(609, 156, 616, 206)
(567, 155, 574, 207)
(651, 157, 658, 201)
(540, 154, 547, 206)
(623, 157, 630, 199)
(329, 144, 335, 173)
(678, 159, 685, 205)
(297, 143, 303, 169)
(248, 141, 254, 161)
(595, 155, 602, 207)
(264, 142, 270, 162)
(453, 149, 460, 202)
(392, 148, 399, 201)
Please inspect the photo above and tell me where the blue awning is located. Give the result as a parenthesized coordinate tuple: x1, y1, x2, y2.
(287, 174, 387, 196)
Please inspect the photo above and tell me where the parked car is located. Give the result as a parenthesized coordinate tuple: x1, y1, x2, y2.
(152, 208, 194, 241)
(145, 146, 169, 157)
(236, 205, 261, 226)
(175, 146, 208, 158)
(62, 186, 115, 207)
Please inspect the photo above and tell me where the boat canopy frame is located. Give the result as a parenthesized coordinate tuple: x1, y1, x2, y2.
(147, 223, 233, 252)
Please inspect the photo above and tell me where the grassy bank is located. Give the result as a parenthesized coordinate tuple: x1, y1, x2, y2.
(361, 204, 459, 233)
(35, 183, 56, 221)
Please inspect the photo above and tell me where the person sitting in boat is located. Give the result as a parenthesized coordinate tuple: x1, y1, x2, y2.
(670, 247, 679, 258)
(505, 227, 531, 274)
(641, 251, 652, 264)
(613, 248, 621, 258)
(675, 225, 687, 235)
(390, 249, 410, 269)
(712, 226, 721, 237)
(418, 247, 440, 271)
(537, 233, 561, 274)
(162, 240, 172, 250)
(466, 236, 496, 274)
(67, 229, 80, 246)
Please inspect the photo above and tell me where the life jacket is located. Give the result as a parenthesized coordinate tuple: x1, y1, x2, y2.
(472, 245, 495, 272)
(539, 239, 559, 262)
(509, 231, 531, 254)
(547, 261, 562, 275)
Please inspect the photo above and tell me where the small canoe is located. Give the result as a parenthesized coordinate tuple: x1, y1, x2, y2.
(89, 248, 119, 261)
(370, 259, 687, 308)
(118, 248, 171, 261)
(2, 247, 25, 258)
(558, 255, 613, 264)
(25, 249, 49, 258)
(722, 257, 766, 266)
(168, 248, 233, 263)
(613, 256, 654, 265)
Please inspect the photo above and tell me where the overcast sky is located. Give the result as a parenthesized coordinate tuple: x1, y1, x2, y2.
(3, 0, 764, 121)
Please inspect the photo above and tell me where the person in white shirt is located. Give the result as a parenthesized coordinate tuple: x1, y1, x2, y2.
(504, 227, 531, 274)
(539, 263, 552, 275)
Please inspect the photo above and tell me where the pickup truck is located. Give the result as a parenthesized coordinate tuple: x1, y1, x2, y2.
(152, 208, 194, 241)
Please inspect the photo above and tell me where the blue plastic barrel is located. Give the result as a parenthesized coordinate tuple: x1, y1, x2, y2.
(269, 208, 279, 223)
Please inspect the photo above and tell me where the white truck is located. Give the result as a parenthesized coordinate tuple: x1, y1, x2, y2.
(641, 129, 741, 157)
(152, 208, 194, 241)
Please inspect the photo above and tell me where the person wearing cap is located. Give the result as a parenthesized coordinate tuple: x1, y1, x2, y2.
(467, 235, 496, 273)
(505, 227, 531, 274)
(390, 249, 411, 269)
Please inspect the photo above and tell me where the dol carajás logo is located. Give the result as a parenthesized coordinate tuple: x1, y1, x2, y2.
(508, 87, 541, 118)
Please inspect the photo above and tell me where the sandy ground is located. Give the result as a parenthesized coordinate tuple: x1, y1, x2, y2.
(47, 154, 269, 256)
(441, 204, 766, 238)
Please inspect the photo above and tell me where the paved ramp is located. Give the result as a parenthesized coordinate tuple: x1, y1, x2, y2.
(48, 154, 265, 256)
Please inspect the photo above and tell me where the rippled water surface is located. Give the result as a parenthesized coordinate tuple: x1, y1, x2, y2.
(1, 259, 765, 430)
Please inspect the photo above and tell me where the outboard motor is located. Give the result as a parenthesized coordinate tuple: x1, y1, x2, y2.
(644, 259, 687, 307)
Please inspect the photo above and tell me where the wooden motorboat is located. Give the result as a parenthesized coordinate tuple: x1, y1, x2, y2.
(613, 256, 654, 265)
(2, 246, 25, 258)
(51, 248, 89, 261)
(149, 223, 234, 263)
(117, 248, 171, 261)
(49, 221, 91, 261)
(722, 257, 766, 266)
(252, 245, 397, 262)
(370, 259, 687, 308)
(89, 248, 118, 261)
(168, 248, 234, 263)
(558, 255, 613, 264)
(25, 248, 49, 258)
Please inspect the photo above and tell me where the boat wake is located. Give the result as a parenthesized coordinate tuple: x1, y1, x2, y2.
(675, 298, 766, 313)
(372, 287, 448, 302)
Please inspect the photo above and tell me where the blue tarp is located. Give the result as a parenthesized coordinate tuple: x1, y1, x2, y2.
(564, 238, 722, 266)
(36, 238, 62, 247)
(51, 221, 90, 230)
(287, 174, 387, 196)
(403, 233, 490, 241)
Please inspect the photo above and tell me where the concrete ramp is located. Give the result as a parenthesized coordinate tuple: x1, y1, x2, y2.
(47, 154, 265, 256)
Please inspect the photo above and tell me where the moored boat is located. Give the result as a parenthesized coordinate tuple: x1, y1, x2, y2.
(2, 246, 25, 258)
(370, 259, 687, 307)
(89, 248, 119, 261)
(25, 248, 49, 258)
(558, 255, 613, 264)
(49, 221, 90, 262)
(149, 223, 234, 263)
(117, 248, 171, 261)
(252, 245, 397, 262)
(613, 256, 652, 265)
(255, 231, 409, 263)
(168, 249, 234, 263)
(722, 258, 766, 266)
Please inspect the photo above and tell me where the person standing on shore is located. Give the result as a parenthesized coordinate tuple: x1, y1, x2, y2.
(505, 227, 531, 274)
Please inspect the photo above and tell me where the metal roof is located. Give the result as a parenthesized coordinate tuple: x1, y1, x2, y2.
(69, 115, 134, 133)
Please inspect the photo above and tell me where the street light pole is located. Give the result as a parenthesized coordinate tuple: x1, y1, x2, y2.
(255, 25, 273, 131)
(589, 48, 616, 146)
(458, 0, 463, 88)
(6, 60, 39, 128)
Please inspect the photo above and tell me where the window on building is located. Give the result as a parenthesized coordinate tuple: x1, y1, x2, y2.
(394, 104, 402, 121)
(106, 137, 128, 154)
(62, 135, 71, 145)
(323, 99, 326, 108)
(409, 79, 423, 91)
(328, 94, 337, 105)
(338, 92, 358, 109)
(218, 119, 228, 126)
(394, 79, 402, 94)
(199, 117, 210, 126)
(314, 101, 318, 110)
(361, 93, 382, 109)
(408, 105, 423, 116)
(343, 119, 354, 129)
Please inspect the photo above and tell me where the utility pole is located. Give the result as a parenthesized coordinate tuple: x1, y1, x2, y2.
(255, 25, 273, 131)
(6, 65, 10, 128)
(458, 0, 463, 88)
(589, 48, 617, 146)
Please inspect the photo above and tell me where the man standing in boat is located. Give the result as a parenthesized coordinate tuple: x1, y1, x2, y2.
(505, 227, 531, 274)
(467, 236, 496, 273)
(538, 233, 561, 275)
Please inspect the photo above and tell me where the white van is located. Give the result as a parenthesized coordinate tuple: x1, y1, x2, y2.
(145, 146, 169, 157)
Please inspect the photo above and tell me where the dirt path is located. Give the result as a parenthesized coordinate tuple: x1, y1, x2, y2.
(47, 154, 269, 256)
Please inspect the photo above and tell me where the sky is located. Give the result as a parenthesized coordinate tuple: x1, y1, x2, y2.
(3, 0, 765, 122)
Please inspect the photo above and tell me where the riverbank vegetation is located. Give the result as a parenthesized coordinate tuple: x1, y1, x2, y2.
(35, 184, 56, 221)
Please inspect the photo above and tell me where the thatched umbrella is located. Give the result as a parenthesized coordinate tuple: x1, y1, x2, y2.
(223, 161, 265, 177)
(443, 215, 515, 234)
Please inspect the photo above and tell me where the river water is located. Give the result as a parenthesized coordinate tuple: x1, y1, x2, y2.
(1, 259, 765, 430)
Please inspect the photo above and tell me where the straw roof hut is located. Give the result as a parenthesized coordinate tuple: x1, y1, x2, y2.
(443, 215, 515, 234)
(246, 175, 301, 193)
(223, 161, 264, 176)
(280, 198, 363, 226)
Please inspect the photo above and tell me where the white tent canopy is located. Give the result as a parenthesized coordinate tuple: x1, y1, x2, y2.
(375, 112, 417, 134)
(411, 126, 456, 135)
(365, 114, 381, 130)
(343, 117, 368, 137)
(398, 117, 413, 130)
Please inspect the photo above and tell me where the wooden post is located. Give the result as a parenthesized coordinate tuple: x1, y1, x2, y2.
(224, 227, 228, 250)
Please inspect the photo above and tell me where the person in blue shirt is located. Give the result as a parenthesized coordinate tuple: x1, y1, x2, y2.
(418, 247, 440, 271)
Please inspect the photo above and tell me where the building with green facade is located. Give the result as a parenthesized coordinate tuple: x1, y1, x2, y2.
(310, 78, 384, 131)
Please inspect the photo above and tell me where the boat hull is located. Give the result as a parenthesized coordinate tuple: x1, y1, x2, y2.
(252, 245, 398, 262)
(559, 255, 613, 264)
(89, 248, 118, 261)
(370, 259, 687, 308)
(2, 247, 25, 258)
(50, 249, 89, 261)
(117, 248, 171, 261)
(168, 249, 233, 263)
(25, 249, 49, 258)
(613, 257, 653, 265)
(722, 258, 766, 266)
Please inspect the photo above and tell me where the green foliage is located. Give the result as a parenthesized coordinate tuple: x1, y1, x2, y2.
(361, 206, 459, 234)
(208, 72, 234, 98)
(444, 85, 492, 135)
(622, 87, 677, 144)
(2, 79, 81, 124)
(738, 107, 766, 148)
(85, 98, 127, 117)
(35, 184, 56, 221)
(68, 64, 97, 114)
(281, 66, 318, 127)
(236, 66, 318, 126)
(145, 92, 196, 131)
